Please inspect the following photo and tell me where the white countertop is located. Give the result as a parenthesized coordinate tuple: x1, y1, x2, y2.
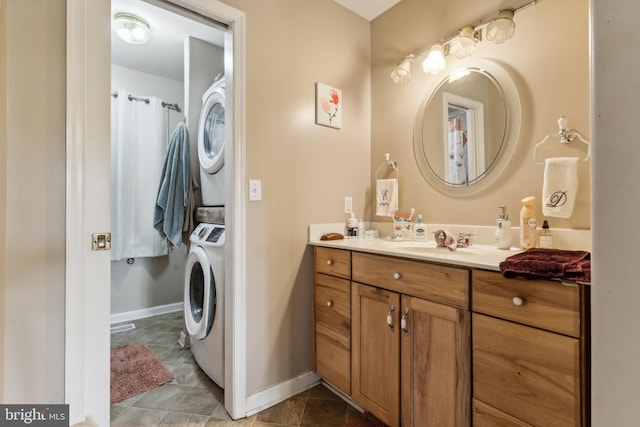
(308, 237, 522, 271)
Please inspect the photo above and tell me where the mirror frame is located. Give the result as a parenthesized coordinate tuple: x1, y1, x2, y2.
(413, 58, 521, 196)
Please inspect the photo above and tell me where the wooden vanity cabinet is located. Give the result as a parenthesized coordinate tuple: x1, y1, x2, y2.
(471, 270, 590, 427)
(351, 252, 471, 427)
(313, 247, 352, 395)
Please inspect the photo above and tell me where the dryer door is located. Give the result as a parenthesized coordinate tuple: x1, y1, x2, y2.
(198, 85, 225, 174)
(184, 246, 217, 340)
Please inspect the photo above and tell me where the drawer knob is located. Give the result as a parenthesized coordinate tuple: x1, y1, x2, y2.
(326, 300, 333, 307)
(393, 272, 401, 280)
(326, 259, 333, 265)
(512, 296, 524, 306)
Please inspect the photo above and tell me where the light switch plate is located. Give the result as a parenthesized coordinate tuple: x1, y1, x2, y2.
(249, 179, 262, 201)
(344, 196, 353, 214)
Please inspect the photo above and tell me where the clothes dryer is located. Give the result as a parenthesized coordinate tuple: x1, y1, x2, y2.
(198, 76, 226, 207)
(184, 223, 225, 386)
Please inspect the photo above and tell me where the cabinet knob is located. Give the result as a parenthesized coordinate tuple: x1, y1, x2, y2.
(326, 300, 333, 307)
(393, 272, 401, 280)
(326, 259, 333, 265)
(512, 296, 524, 306)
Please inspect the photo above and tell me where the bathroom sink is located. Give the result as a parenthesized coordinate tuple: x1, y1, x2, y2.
(377, 240, 479, 255)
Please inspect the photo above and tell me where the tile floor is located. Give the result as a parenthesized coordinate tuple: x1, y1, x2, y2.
(110, 311, 361, 426)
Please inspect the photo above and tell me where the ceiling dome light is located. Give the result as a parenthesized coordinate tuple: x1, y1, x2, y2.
(450, 26, 477, 59)
(113, 12, 151, 45)
(422, 44, 446, 75)
(390, 54, 415, 84)
(486, 8, 516, 44)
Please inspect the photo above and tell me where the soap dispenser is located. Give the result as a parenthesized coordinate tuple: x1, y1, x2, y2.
(413, 215, 427, 241)
(494, 206, 512, 250)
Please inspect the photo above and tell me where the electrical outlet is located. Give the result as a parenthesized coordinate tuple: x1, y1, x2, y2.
(344, 196, 353, 214)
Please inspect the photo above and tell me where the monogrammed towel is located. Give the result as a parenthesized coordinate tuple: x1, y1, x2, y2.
(542, 157, 579, 218)
(376, 178, 398, 217)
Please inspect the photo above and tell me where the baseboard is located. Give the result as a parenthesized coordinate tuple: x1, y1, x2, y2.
(245, 370, 321, 416)
(110, 302, 183, 325)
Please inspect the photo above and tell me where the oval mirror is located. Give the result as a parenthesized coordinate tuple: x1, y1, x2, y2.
(413, 58, 521, 196)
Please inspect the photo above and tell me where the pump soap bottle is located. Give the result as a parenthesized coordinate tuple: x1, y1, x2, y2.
(520, 196, 537, 250)
(413, 215, 427, 241)
(494, 206, 512, 250)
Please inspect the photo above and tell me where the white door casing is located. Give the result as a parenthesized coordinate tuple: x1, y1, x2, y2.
(65, 0, 246, 425)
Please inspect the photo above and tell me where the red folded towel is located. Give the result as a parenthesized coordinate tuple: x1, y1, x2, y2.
(499, 248, 590, 283)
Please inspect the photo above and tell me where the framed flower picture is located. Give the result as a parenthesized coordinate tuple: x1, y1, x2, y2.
(315, 82, 342, 129)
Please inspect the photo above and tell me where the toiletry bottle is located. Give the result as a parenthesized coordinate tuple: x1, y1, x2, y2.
(494, 206, 512, 250)
(539, 220, 553, 248)
(345, 212, 358, 239)
(413, 215, 427, 241)
(357, 219, 365, 240)
(520, 196, 537, 250)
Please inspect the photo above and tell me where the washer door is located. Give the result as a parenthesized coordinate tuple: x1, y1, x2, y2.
(198, 84, 225, 174)
(184, 246, 217, 340)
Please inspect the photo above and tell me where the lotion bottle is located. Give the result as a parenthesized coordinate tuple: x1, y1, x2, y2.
(494, 206, 512, 249)
(345, 212, 358, 239)
(413, 215, 427, 241)
(520, 196, 537, 250)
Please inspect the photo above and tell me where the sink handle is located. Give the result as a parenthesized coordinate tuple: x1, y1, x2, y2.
(387, 304, 395, 331)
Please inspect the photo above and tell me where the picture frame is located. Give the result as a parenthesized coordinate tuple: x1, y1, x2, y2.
(315, 82, 342, 129)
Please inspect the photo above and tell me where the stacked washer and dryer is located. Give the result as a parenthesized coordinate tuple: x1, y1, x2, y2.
(184, 76, 226, 387)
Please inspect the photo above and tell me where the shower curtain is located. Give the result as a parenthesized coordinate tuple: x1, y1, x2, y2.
(448, 116, 468, 185)
(111, 89, 169, 261)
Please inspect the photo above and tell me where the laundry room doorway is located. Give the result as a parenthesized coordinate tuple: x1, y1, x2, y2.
(65, 0, 247, 424)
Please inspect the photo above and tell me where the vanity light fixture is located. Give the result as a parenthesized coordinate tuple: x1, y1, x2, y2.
(450, 26, 479, 59)
(486, 9, 516, 44)
(390, 54, 415, 84)
(389, 0, 541, 83)
(422, 44, 446, 75)
(113, 12, 151, 45)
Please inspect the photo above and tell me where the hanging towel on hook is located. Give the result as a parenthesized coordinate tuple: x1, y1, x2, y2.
(542, 157, 579, 218)
(154, 122, 190, 247)
(376, 178, 398, 216)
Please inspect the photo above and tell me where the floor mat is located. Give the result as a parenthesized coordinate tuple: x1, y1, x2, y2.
(110, 341, 174, 404)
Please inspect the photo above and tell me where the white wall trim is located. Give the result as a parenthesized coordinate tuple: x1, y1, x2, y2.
(65, 1, 112, 425)
(110, 302, 183, 325)
(245, 371, 321, 416)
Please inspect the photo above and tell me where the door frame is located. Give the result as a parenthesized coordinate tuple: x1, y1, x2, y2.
(65, 1, 247, 424)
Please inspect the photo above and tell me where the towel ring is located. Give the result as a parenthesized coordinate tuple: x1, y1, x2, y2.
(533, 116, 591, 164)
(376, 152, 399, 179)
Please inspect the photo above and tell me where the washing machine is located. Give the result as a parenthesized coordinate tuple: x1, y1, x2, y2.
(184, 222, 225, 387)
(198, 76, 226, 207)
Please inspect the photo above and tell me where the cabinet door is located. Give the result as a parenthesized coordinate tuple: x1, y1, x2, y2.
(400, 295, 470, 427)
(473, 313, 580, 427)
(352, 282, 400, 427)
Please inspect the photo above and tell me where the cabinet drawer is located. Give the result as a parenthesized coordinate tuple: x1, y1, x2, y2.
(473, 314, 580, 427)
(314, 275, 350, 338)
(316, 326, 350, 394)
(314, 247, 351, 279)
(472, 270, 580, 337)
(352, 252, 469, 309)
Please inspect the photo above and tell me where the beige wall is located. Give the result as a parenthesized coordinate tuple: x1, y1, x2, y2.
(591, 0, 640, 424)
(0, 0, 7, 403)
(371, 0, 590, 230)
(1, 0, 66, 402)
(221, 0, 371, 395)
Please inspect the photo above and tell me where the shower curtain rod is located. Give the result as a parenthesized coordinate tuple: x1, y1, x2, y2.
(111, 91, 182, 113)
